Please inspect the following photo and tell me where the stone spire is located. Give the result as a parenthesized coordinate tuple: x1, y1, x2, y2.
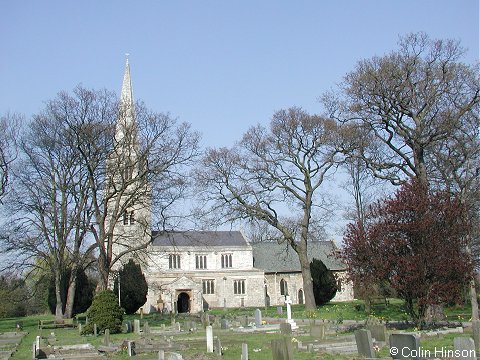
(116, 54, 136, 141)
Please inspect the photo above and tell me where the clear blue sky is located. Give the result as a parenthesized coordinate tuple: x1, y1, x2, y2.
(1, 1, 478, 149)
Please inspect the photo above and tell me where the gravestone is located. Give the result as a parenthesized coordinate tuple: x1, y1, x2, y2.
(104, 329, 110, 346)
(271, 337, 293, 360)
(215, 336, 222, 357)
(389, 333, 420, 360)
(125, 321, 132, 333)
(284, 296, 297, 329)
(175, 322, 181, 332)
(220, 319, 229, 330)
(472, 320, 480, 352)
(158, 349, 165, 360)
(307, 344, 313, 352)
(355, 329, 376, 358)
(78, 323, 83, 334)
(127, 341, 136, 356)
(94, 323, 98, 336)
(243, 315, 248, 327)
(134, 319, 141, 334)
(453, 337, 476, 360)
(277, 306, 283, 315)
(368, 324, 387, 342)
(161, 323, 166, 331)
(241, 343, 248, 360)
(144, 321, 150, 335)
(206, 325, 213, 353)
(310, 324, 325, 339)
(280, 322, 292, 336)
(255, 309, 262, 327)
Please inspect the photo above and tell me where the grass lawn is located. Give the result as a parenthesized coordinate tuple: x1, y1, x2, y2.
(0, 299, 473, 359)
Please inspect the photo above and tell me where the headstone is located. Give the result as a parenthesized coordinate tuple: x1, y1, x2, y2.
(125, 322, 131, 333)
(215, 336, 222, 357)
(161, 323, 166, 331)
(104, 329, 110, 346)
(241, 343, 248, 360)
(140, 307, 144, 319)
(271, 337, 294, 360)
(94, 323, 98, 336)
(280, 323, 292, 336)
(310, 324, 325, 339)
(472, 320, 480, 352)
(453, 337, 476, 360)
(206, 325, 213, 353)
(243, 315, 248, 327)
(158, 349, 165, 360)
(175, 322, 181, 332)
(277, 306, 283, 315)
(78, 323, 83, 334)
(220, 319, 229, 330)
(307, 344, 313, 352)
(127, 340, 136, 356)
(32, 341, 36, 360)
(284, 296, 297, 329)
(389, 333, 420, 360)
(144, 321, 150, 335)
(355, 329, 376, 358)
(134, 319, 141, 334)
(255, 309, 262, 327)
(368, 324, 387, 342)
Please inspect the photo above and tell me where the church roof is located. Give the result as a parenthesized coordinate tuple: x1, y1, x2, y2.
(151, 231, 250, 247)
(252, 241, 345, 272)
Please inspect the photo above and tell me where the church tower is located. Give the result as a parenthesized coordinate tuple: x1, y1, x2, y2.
(108, 57, 152, 268)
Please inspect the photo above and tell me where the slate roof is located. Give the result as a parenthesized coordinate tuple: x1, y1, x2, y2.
(151, 231, 249, 247)
(252, 241, 345, 272)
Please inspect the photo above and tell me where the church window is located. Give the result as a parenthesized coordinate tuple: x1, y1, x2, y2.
(233, 279, 246, 295)
(195, 255, 207, 269)
(169, 254, 181, 269)
(123, 210, 135, 225)
(123, 158, 133, 181)
(221, 254, 232, 268)
(202, 279, 215, 294)
(280, 278, 288, 296)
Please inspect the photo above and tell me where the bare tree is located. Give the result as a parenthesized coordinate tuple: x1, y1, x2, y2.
(326, 32, 479, 320)
(0, 113, 20, 201)
(197, 107, 347, 310)
(3, 88, 106, 318)
(325, 32, 479, 187)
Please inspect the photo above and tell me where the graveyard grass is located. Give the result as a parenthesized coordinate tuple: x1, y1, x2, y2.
(0, 300, 473, 359)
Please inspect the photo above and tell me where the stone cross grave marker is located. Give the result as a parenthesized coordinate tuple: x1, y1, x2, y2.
(284, 295, 297, 329)
(453, 337, 476, 360)
(255, 309, 262, 327)
(390, 333, 420, 360)
(206, 325, 213, 353)
(354, 329, 376, 358)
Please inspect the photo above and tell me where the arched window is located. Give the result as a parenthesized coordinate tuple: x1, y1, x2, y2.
(280, 278, 288, 296)
(298, 289, 304, 305)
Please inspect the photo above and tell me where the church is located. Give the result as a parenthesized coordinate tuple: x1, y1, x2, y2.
(110, 59, 353, 314)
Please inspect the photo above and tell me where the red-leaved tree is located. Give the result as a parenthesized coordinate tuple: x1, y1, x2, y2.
(343, 181, 473, 325)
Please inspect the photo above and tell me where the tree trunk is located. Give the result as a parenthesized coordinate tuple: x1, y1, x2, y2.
(470, 278, 479, 320)
(63, 268, 78, 318)
(297, 248, 316, 310)
(97, 256, 109, 291)
(54, 272, 63, 320)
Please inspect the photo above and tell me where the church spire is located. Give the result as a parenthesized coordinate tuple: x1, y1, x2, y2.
(116, 54, 136, 141)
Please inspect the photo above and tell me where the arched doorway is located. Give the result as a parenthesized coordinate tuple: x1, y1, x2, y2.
(177, 292, 190, 313)
(298, 289, 304, 305)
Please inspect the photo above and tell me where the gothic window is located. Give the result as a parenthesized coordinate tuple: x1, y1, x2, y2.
(233, 279, 246, 295)
(195, 255, 207, 269)
(123, 210, 135, 225)
(202, 279, 215, 294)
(123, 158, 133, 181)
(221, 253, 232, 268)
(169, 254, 181, 269)
(280, 278, 288, 296)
